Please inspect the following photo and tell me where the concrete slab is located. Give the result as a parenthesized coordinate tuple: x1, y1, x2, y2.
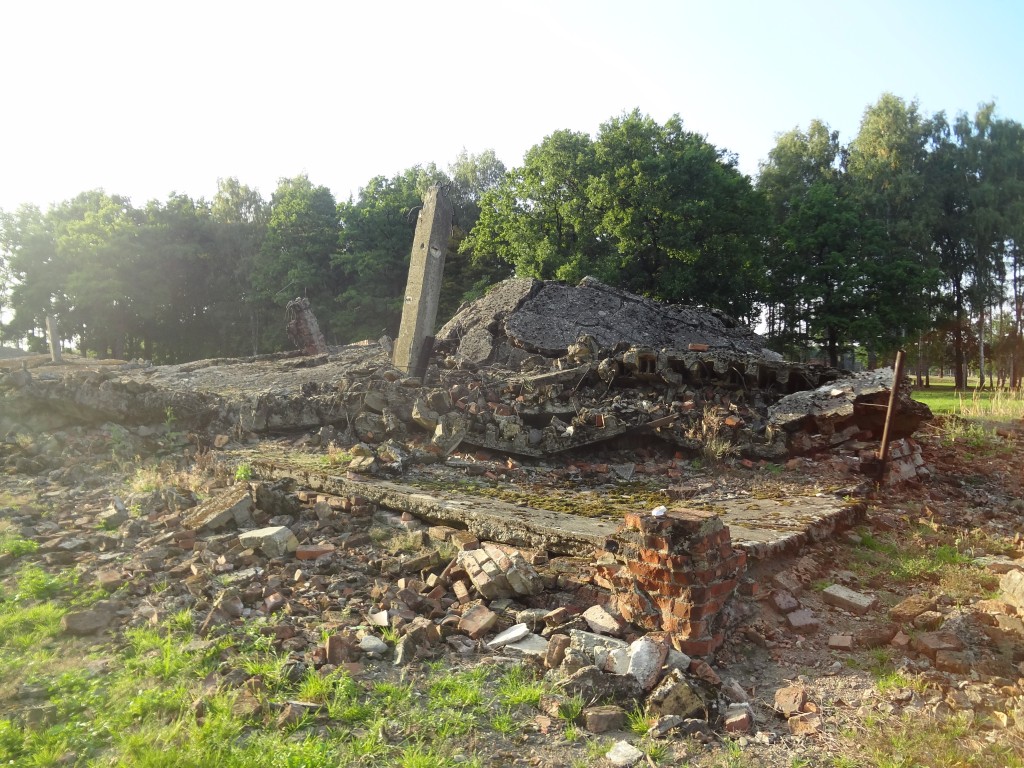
(256, 460, 864, 561)
(718, 496, 866, 560)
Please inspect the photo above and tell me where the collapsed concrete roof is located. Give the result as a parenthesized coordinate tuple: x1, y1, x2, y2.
(0, 276, 929, 468)
(436, 277, 782, 365)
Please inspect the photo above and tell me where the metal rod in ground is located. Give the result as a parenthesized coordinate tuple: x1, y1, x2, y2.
(876, 349, 906, 483)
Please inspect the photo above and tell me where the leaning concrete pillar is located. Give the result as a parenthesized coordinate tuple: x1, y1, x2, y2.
(46, 315, 62, 363)
(393, 185, 453, 376)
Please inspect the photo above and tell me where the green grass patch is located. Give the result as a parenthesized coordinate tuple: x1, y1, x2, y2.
(0, 531, 38, 558)
(847, 711, 1024, 767)
(912, 379, 1024, 417)
(849, 528, 979, 588)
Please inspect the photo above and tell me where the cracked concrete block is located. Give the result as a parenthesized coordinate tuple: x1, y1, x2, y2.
(238, 526, 299, 558)
(182, 486, 254, 532)
(646, 668, 705, 718)
(627, 635, 669, 691)
(822, 584, 878, 615)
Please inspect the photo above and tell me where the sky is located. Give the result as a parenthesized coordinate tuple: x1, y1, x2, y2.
(1, 0, 1021, 213)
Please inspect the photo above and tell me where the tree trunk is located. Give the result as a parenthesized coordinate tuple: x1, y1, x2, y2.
(978, 307, 986, 390)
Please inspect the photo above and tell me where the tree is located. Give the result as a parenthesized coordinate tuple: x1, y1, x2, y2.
(847, 94, 939, 368)
(1, 204, 60, 350)
(466, 111, 767, 321)
(211, 178, 269, 355)
(439, 150, 512, 320)
(467, 129, 602, 284)
(253, 176, 340, 347)
(333, 170, 425, 343)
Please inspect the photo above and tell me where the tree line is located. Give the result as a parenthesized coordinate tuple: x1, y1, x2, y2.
(1, 94, 1021, 388)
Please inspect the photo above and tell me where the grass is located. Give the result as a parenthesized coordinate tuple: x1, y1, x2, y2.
(847, 528, 985, 592)
(850, 711, 1024, 768)
(0, 560, 559, 768)
(0, 529, 38, 558)
(913, 378, 1024, 419)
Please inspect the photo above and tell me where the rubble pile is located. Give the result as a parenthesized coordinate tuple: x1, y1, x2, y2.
(0, 278, 931, 475)
(434, 276, 780, 364)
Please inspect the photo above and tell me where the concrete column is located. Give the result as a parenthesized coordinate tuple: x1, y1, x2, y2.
(393, 185, 452, 376)
(46, 315, 62, 363)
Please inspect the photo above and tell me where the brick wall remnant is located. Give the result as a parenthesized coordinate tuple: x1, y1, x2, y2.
(597, 508, 746, 657)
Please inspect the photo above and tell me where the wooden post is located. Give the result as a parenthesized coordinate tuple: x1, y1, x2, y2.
(876, 349, 906, 482)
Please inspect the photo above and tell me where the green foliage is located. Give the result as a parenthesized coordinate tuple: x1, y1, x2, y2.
(556, 694, 585, 723)
(14, 565, 75, 601)
(333, 169, 423, 342)
(234, 463, 253, 482)
(466, 110, 768, 322)
(0, 531, 38, 557)
(495, 664, 547, 707)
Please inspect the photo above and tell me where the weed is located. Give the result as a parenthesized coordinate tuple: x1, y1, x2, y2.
(234, 463, 253, 482)
(379, 625, 400, 644)
(643, 738, 670, 762)
(719, 739, 744, 767)
(557, 694, 585, 723)
(0, 531, 38, 557)
(496, 664, 547, 707)
(320, 442, 355, 468)
(15, 565, 75, 601)
(373, 680, 413, 711)
(428, 668, 486, 708)
(490, 708, 517, 736)
(627, 706, 652, 736)
(397, 743, 449, 768)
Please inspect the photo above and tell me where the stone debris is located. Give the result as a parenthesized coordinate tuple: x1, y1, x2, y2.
(237, 526, 299, 559)
(4, 277, 929, 479)
(583, 704, 627, 733)
(769, 368, 932, 456)
(3, 422, 1022, 763)
(999, 569, 1024, 613)
(606, 739, 645, 767)
(821, 584, 878, 615)
(774, 686, 807, 718)
(8, 277, 1001, 766)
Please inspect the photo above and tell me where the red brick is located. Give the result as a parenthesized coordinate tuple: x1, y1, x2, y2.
(545, 634, 571, 669)
(670, 569, 694, 587)
(669, 600, 694, 619)
(452, 580, 472, 605)
(643, 534, 670, 553)
(458, 604, 497, 639)
(627, 561, 673, 585)
(672, 619, 707, 639)
(639, 549, 664, 566)
(737, 578, 764, 597)
(673, 636, 718, 657)
(708, 578, 738, 599)
(664, 554, 694, 570)
(623, 512, 649, 531)
(295, 542, 336, 560)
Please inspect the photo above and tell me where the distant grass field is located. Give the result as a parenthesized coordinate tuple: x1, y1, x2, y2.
(912, 378, 1024, 419)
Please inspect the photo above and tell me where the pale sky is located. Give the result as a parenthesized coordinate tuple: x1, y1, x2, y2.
(1, 0, 1021, 213)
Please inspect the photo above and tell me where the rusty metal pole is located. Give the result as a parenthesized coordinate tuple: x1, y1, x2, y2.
(876, 349, 906, 482)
